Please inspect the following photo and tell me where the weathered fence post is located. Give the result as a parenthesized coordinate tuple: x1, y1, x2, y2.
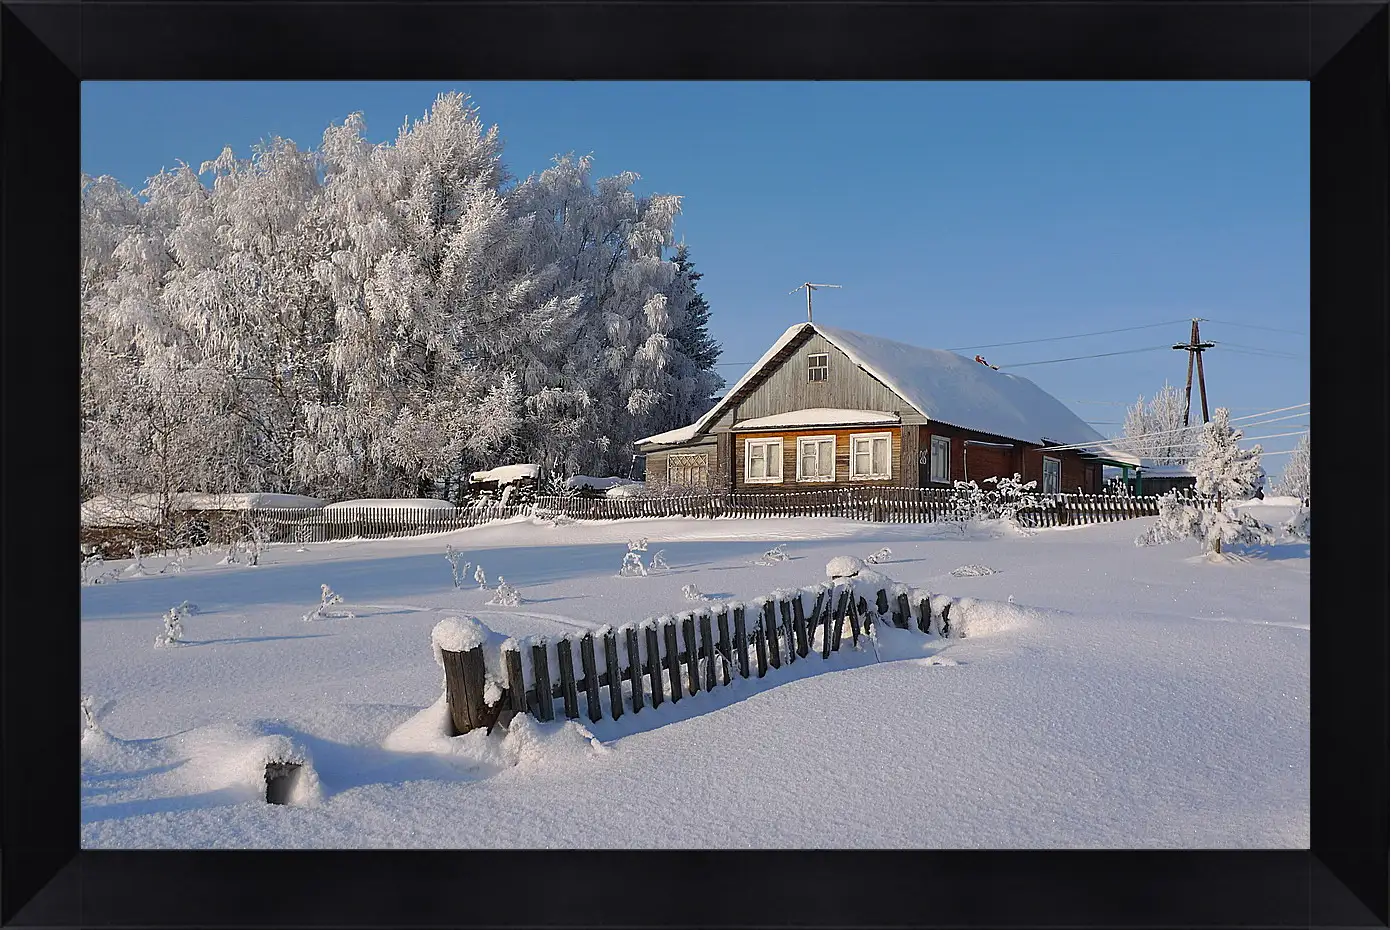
(531, 640, 554, 722)
(626, 626, 645, 713)
(646, 624, 664, 707)
(940, 602, 952, 638)
(847, 593, 863, 648)
(716, 607, 733, 685)
(762, 600, 782, 669)
(579, 633, 602, 723)
(829, 588, 848, 653)
(733, 606, 750, 679)
(791, 594, 810, 658)
(556, 637, 580, 720)
(779, 599, 797, 664)
(504, 646, 527, 719)
(663, 620, 683, 702)
(753, 623, 769, 677)
(681, 614, 701, 696)
(917, 596, 932, 635)
(603, 629, 623, 720)
(699, 612, 717, 693)
(441, 645, 497, 736)
(895, 592, 912, 630)
(876, 588, 890, 618)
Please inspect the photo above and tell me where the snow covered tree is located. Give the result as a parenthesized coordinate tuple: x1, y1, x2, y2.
(154, 605, 187, 647)
(1135, 408, 1272, 556)
(1274, 432, 1310, 501)
(1117, 382, 1199, 464)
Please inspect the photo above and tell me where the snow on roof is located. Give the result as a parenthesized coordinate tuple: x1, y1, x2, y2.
(564, 475, 640, 490)
(814, 325, 1106, 447)
(81, 493, 325, 525)
(634, 423, 701, 446)
(323, 498, 457, 511)
(737, 408, 900, 430)
(469, 464, 541, 484)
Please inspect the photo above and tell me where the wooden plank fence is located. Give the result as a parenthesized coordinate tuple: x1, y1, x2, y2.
(243, 488, 1191, 545)
(437, 580, 968, 734)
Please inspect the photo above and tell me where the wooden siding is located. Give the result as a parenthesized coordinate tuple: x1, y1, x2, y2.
(734, 331, 921, 423)
(912, 424, 1103, 493)
(643, 441, 718, 493)
(733, 427, 903, 488)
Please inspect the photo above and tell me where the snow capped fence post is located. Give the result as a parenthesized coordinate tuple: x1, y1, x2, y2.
(662, 621, 683, 703)
(918, 596, 933, 635)
(895, 592, 912, 630)
(504, 647, 527, 719)
(779, 599, 797, 664)
(681, 614, 701, 696)
(579, 633, 603, 723)
(434, 617, 499, 736)
(603, 629, 624, 721)
(732, 606, 750, 678)
(699, 612, 717, 693)
(715, 607, 733, 685)
(753, 621, 769, 678)
(626, 626, 645, 713)
(791, 595, 810, 658)
(646, 625, 665, 707)
(762, 600, 782, 669)
(556, 637, 581, 720)
(531, 641, 555, 722)
(876, 588, 890, 618)
(829, 589, 847, 654)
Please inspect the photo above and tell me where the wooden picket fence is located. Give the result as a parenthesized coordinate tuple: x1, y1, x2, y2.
(438, 581, 954, 735)
(243, 488, 1179, 546)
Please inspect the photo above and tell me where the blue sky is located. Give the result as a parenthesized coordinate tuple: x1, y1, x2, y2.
(82, 81, 1309, 453)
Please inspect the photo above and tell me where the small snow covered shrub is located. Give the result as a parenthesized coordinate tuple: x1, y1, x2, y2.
(124, 544, 148, 577)
(154, 604, 188, 647)
(474, 564, 488, 590)
(950, 564, 998, 577)
(648, 549, 671, 573)
(627, 537, 648, 552)
(983, 473, 1040, 524)
(753, 544, 788, 566)
(445, 545, 470, 589)
(864, 547, 892, 565)
(303, 584, 354, 622)
(488, 576, 522, 607)
(81, 551, 104, 585)
(682, 584, 707, 601)
(948, 480, 988, 527)
(618, 551, 648, 577)
(1135, 491, 1274, 555)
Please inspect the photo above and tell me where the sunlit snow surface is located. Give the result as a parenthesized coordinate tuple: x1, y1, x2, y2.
(81, 503, 1308, 848)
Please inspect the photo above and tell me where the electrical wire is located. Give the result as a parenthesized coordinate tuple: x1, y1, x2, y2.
(1040, 403, 1309, 453)
(997, 345, 1172, 369)
(1202, 318, 1308, 337)
(944, 318, 1192, 352)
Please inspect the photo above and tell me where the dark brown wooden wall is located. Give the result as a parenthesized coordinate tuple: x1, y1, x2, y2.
(732, 427, 903, 488)
(912, 424, 1102, 493)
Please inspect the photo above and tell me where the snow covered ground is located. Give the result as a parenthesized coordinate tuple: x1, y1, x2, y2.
(80, 503, 1309, 848)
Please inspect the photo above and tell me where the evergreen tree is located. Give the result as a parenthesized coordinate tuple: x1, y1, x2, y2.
(669, 243, 724, 377)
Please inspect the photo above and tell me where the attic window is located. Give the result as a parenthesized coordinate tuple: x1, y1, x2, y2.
(807, 353, 828, 382)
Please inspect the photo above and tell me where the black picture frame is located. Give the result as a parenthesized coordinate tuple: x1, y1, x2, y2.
(4, 2, 1385, 926)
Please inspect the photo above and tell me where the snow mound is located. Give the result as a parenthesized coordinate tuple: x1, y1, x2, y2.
(950, 564, 999, 577)
(944, 597, 1038, 638)
(826, 556, 865, 579)
(471, 464, 541, 484)
(383, 697, 606, 771)
(564, 475, 639, 491)
(171, 723, 322, 806)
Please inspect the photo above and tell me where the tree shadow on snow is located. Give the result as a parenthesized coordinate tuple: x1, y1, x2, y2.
(183, 633, 333, 647)
(1232, 542, 1310, 562)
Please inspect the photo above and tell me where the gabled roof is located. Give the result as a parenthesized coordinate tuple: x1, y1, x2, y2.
(637, 321, 1113, 449)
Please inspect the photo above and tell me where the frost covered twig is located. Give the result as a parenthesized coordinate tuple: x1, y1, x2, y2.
(445, 545, 470, 589)
(681, 584, 706, 601)
(864, 547, 892, 565)
(753, 544, 788, 566)
(618, 551, 647, 577)
(487, 576, 522, 607)
(154, 604, 189, 647)
(303, 583, 354, 621)
(648, 549, 670, 573)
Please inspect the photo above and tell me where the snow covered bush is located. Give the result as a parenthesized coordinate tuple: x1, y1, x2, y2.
(681, 584, 706, 601)
(124, 544, 148, 577)
(445, 545, 470, 589)
(950, 564, 998, 577)
(154, 605, 188, 647)
(982, 473, 1040, 525)
(864, 547, 892, 565)
(474, 564, 488, 590)
(487, 576, 522, 607)
(618, 551, 647, 577)
(648, 549, 671, 573)
(826, 555, 864, 580)
(1136, 408, 1274, 556)
(627, 537, 648, 553)
(81, 551, 104, 585)
(753, 545, 788, 566)
(303, 584, 354, 622)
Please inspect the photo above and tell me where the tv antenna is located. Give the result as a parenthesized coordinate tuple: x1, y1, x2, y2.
(791, 282, 842, 322)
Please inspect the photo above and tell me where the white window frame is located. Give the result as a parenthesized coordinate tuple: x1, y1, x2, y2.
(796, 435, 837, 482)
(1042, 455, 1062, 494)
(849, 431, 894, 480)
(807, 353, 828, 383)
(744, 438, 784, 484)
(929, 434, 951, 484)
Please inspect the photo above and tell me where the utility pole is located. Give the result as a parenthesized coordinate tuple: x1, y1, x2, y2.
(1172, 318, 1216, 427)
(791, 283, 842, 322)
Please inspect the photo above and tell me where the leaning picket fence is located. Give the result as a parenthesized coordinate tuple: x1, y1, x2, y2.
(435, 579, 956, 736)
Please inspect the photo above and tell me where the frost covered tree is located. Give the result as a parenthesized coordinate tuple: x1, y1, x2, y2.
(1117, 382, 1199, 464)
(1274, 433, 1310, 501)
(154, 605, 187, 647)
(1135, 408, 1272, 556)
(618, 551, 647, 577)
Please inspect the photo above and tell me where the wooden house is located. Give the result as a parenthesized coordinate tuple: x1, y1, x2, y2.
(635, 322, 1127, 495)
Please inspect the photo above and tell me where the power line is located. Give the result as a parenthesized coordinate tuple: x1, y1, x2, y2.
(1202, 318, 1308, 337)
(945, 318, 1191, 352)
(1215, 340, 1307, 356)
(998, 345, 1172, 369)
(1041, 402, 1309, 453)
